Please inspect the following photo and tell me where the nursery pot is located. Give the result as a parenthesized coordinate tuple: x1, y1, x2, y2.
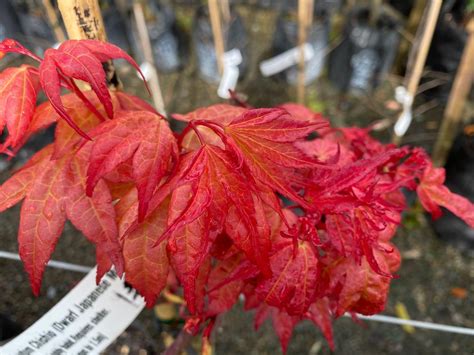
(192, 5, 248, 84)
(424, 3, 468, 102)
(11, 0, 56, 54)
(0, 314, 23, 343)
(271, 9, 330, 86)
(328, 6, 400, 95)
(431, 129, 474, 252)
(0, 1, 23, 41)
(101, 0, 131, 54)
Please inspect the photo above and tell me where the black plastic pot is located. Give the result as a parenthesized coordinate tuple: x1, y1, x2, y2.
(424, 1, 469, 102)
(271, 12, 330, 86)
(192, 5, 248, 84)
(130, 1, 187, 73)
(328, 6, 400, 95)
(432, 131, 474, 253)
(11, 0, 55, 54)
(101, 0, 131, 54)
(0, 314, 23, 342)
(0, 1, 23, 41)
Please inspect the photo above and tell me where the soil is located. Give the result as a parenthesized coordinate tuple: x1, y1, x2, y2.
(1, 3, 474, 355)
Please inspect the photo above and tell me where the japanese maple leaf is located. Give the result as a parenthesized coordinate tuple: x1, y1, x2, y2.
(39, 40, 146, 136)
(305, 298, 335, 350)
(254, 305, 299, 354)
(52, 92, 119, 159)
(114, 91, 157, 113)
(0, 145, 123, 295)
(206, 254, 248, 316)
(120, 195, 170, 306)
(223, 108, 330, 207)
(85, 110, 177, 221)
(255, 237, 319, 316)
(0, 65, 40, 153)
(160, 145, 273, 277)
(417, 164, 474, 226)
(278, 103, 332, 135)
(321, 242, 400, 317)
(174, 104, 247, 151)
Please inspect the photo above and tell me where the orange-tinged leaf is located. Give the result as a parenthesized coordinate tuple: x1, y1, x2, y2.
(173, 104, 246, 124)
(169, 211, 213, 314)
(114, 91, 157, 113)
(53, 92, 119, 159)
(18, 157, 68, 295)
(0, 145, 53, 212)
(0, 65, 40, 152)
(65, 150, 124, 276)
(123, 198, 170, 306)
(224, 108, 328, 207)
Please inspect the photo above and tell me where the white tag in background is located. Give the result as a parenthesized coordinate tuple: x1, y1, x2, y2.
(1, 267, 145, 355)
(259, 43, 315, 77)
(217, 49, 243, 99)
(393, 86, 414, 137)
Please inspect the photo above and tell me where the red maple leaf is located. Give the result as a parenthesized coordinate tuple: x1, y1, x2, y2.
(0, 65, 40, 153)
(0, 145, 123, 295)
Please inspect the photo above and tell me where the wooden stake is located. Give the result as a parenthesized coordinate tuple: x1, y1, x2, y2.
(57, 0, 121, 89)
(369, 0, 382, 26)
(432, 19, 474, 166)
(132, 1, 166, 115)
(297, 0, 314, 104)
(42, 0, 67, 43)
(208, 0, 225, 75)
(394, 0, 427, 73)
(392, 0, 442, 144)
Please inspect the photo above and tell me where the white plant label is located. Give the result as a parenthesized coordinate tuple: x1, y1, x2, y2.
(218, 49, 243, 99)
(393, 85, 414, 137)
(259, 43, 315, 77)
(1, 268, 145, 355)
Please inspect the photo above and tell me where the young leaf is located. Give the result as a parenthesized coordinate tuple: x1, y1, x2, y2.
(38, 40, 146, 136)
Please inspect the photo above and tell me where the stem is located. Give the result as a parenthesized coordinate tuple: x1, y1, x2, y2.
(162, 328, 193, 355)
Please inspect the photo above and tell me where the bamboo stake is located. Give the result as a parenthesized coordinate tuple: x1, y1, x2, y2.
(394, 0, 427, 73)
(57, 0, 121, 89)
(42, 0, 67, 43)
(297, 0, 314, 104)
(392, 0, 442, 144)
(208, 0, 225, 75)
(432, 19, 474, 166)
(132, 1, 166, 115)
(369, 0, 382, 26)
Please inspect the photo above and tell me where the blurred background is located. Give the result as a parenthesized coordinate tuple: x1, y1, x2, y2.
(1, 0, 474, 354)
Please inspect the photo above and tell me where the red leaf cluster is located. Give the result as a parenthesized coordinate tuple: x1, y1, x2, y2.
(2, 39, 474, 353)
